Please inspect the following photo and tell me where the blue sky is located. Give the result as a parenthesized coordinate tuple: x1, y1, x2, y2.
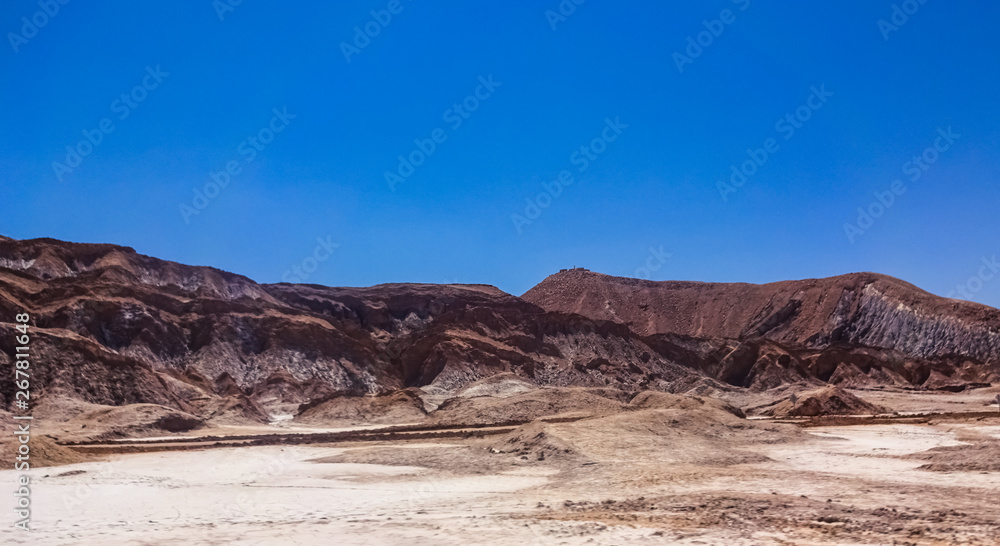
(2, 1, 999, 307)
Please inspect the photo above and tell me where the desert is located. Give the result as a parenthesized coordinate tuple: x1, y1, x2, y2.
(2, 237, 1000, 544)
(7, 2, 1000, 543)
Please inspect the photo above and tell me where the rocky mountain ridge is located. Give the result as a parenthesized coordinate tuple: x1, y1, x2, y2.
(1, 237, 996, 423)
(523, 269, 1000, 366)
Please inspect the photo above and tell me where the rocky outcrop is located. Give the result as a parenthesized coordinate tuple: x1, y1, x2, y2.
(752, 386, 889, 417)
(836, 284, 1000, 363)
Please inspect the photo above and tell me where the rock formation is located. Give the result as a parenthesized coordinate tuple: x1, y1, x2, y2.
(1, 237, 996, 422)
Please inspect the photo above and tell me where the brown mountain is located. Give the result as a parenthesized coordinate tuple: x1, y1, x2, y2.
(522, 269, 1000, 390)
(1, 237, 997, 425)
(0, 238, 711, 422)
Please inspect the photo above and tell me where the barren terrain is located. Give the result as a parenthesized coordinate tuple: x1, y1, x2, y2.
(4, 386, 1000, 545)
(4, 237, 1000, 543)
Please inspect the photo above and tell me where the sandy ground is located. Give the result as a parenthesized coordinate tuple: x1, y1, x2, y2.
(3, 421, 999, 544)
(847, 386, 1000, 414)
(5, 388, 1000, 544)
(0, 445, 572, 545)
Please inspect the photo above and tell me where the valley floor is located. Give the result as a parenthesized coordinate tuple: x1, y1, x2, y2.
(4, 390, 1000, 545)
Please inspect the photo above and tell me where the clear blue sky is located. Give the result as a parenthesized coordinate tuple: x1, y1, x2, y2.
(2, 1, 999, 307)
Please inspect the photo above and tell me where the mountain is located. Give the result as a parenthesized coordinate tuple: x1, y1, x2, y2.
(523, 269, 1000, 390)
(0, 237, 711, 421)
(1, 237, 997, 424)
